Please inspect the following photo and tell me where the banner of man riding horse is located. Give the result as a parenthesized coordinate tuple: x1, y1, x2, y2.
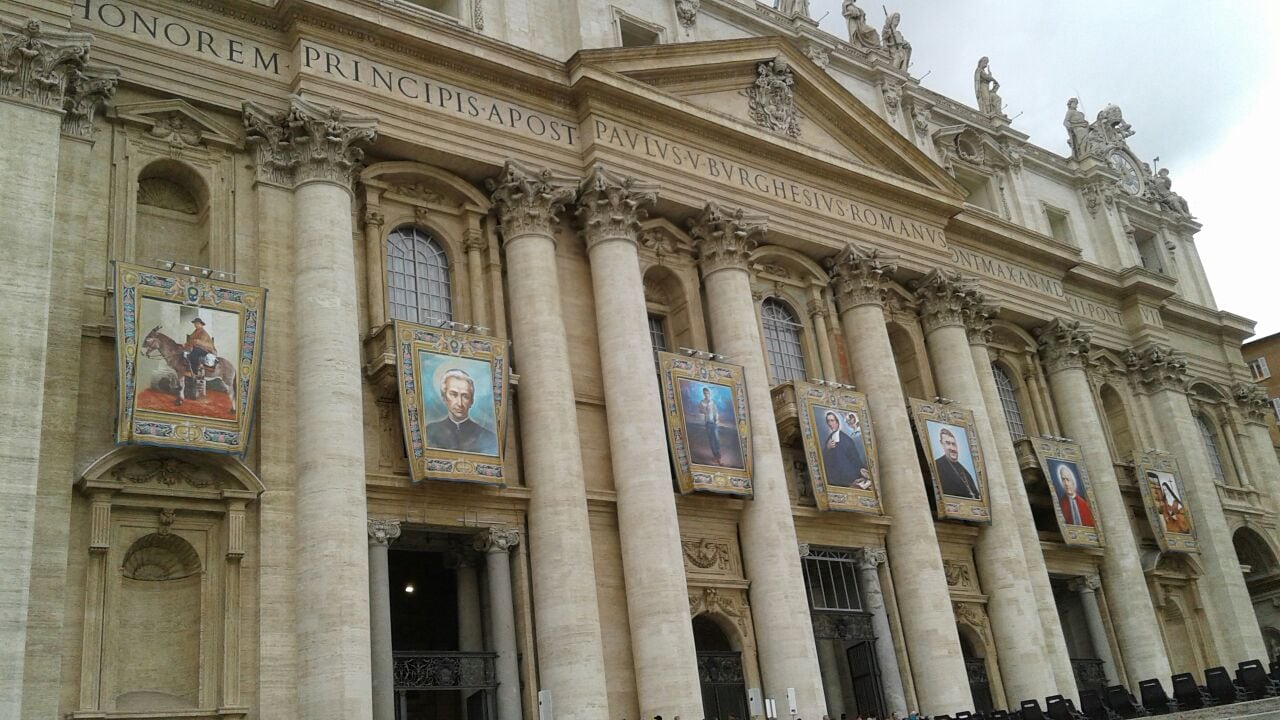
(114, 262, 266, 456)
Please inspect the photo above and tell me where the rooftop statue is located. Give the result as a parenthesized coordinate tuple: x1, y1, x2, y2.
(1151, 168, 1191, 216)
(973, 56, 1003, 116)
(776, 0, 811, 18)
(1082, 104, 1134, 158)
(842, 0, 881, 48)
(882, 12, 911, 72)
(1064, 98, 1090, 159)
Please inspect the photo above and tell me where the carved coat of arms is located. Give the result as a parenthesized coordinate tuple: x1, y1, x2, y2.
(747, 58, 801, 138)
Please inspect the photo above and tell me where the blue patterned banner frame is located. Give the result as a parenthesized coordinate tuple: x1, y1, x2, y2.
(394, 320, 509, 486)
(1032, 436, 1105, 548)
(1135, 450, 1198, 554)
(792, 381, 883, 515)
(656, 351, 754, 497)
(907, 398, 992, 523)
(114, 262, 266, 457)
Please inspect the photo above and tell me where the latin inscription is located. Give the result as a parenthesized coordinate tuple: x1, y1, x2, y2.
(300, 42, 579, 148)
(951, 245, 1122, 327)
(591, 117, 948, 249)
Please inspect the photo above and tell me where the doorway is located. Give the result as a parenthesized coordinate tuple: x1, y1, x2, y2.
(694, 615, 749, 720)
(959, 626, 994, 713)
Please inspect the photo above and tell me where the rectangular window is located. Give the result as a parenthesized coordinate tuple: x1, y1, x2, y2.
(648, 313, 669, 353)
(1134, 227, 1165, 274)
(618, 14, 662, 47)
(1249, 357, 1271, 381)
(802, 548, 862, 612)
(1044, 205, 1073, 245)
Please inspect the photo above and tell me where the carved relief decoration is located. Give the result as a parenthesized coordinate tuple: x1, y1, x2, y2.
(576, 165, 658, 248)
(1125, 344, 1189, 393)
(953, 601, 988, 629)
(675, 0, 701, 28)
(111, 457, 220, 489)
(689, 202, 767, 275)
(746, 58, 801, 139)
(61, 66, 119, 138)
(913, 269, 983, 333)
(137, 177, 199, 214)
(388, 182, 445, 206)
(1035, 319, 1094, 374)
(826, 242, 898, 311)
(943, 558, 974, 589)
(242, 94, 377, 187)
(805, 43, 830, 69)
(682, 538, 732, 571)
(1233, 382, 1271, 423)
(0, 19, 92, 110)
(487, 159, 577, 241)
(811, 611, 874, 641)
(688, 586, 750, 635)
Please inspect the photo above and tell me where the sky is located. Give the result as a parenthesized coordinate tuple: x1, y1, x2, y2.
(803, 1, 1280, 338)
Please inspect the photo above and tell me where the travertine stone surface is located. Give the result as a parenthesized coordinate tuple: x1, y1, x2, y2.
(490, 160, 611, 720)
(1070, 575, 1119, 685)
(475, 526, 523, 720)
(577, 166, 703, 719)
(367, 520, 400, 720)
(857, 548, 908, 716)
(829, 245, 972, 715)
(1038, 321, 1172, 686)
(692, 203, 826, 718)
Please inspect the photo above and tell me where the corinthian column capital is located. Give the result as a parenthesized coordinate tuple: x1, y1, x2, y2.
(286, 96, 378, 187)
(0, 19, 93, 111)
(1233, 382, 1271, 424)
(367, 519, 402, 546)
(912, 269, 979, 333)
(1068, 574, 1102, 593)
(242, 101, 294, 187)
(688, 201, 767, 276)
(487, 160, 577, 242)
(1035, 318, 1094, 374)
(1125, 343, 1189, 394)
(575, 165, 658, 250)
(61, 65, 119, 138)
(856, 547, 888, 570)
(963, 301, 1000, 346)
(826, 243, 898, 312)
(474, 525, 521, 554)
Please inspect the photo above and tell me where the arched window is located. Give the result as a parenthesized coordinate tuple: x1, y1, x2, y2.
(991, 363, 1026, 440)
(1196, 414, 1227, 484)
(386, 226, 452, 324)
(761, 298, 806, 384)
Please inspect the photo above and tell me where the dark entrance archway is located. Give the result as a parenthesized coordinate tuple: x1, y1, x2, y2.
(959, 626, 994, 713)
(693, 615, 749, 720)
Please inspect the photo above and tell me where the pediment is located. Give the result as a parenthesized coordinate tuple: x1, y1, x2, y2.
(79, 445, 265, 500)
(109, 99, 241, 150)
(573, 38, 963, 200)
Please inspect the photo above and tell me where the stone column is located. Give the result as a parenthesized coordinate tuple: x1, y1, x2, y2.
(575, 167, 702, 717)
(464, 222, 489, 328)
(1069, 575, 1118, 685)
(368, 520, 401, 720)
(448, 548, 484, 653)
(689, 203, 825, 717)
(0, 22, 93, 716)
(363, 209, 386, 332)
(1127, 345, 1267, 664)
(966, 306, 1078, 702)
(807, 288, 837, 381)
(857, 548, 908, 716)
(475, 526, 523, 720)
(827, 245, 971, 714)
(914, 270, 1055, 705)
(487, 161, 609, 719)
(1035, 320, 1171, 686)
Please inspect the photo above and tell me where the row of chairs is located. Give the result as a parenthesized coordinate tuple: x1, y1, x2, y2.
(933, 659, 1280, 720)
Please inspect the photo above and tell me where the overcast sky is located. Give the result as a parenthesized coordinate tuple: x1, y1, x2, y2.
(804, 1, 1280, 338)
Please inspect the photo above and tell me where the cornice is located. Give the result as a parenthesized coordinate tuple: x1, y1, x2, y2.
(946, 212, 1083, 275)
(1161, 299, 1257, 344)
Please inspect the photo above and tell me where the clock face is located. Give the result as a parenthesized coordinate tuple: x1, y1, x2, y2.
(1108, 151, 1142, 195)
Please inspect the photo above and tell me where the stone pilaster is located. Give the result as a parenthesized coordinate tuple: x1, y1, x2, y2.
(856, 548, 907, 716)
(690, 203, 825, 718)
(368, 520, 401, 720)
(1068, 575, 1118, 685)
(914, 270, 1056, 706)
(1036, 320, 1171, 686)
(474, 526, 523, 720)
(1126, 344, 1267, 665)
(966, 305, 1078, 702)
(488, 160, 609, 720)
(827, 245, 971, 715)
(575, 166, 703, 719)
(0, 19, 95, 719)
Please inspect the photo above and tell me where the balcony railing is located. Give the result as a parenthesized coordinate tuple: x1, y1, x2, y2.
(392, 651, 498, 691)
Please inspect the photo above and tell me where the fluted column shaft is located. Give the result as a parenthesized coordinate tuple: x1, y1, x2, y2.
(691, 204, 825, 717)
(368, 521, 401, 720)
(1036, 321, 1170, 686)
(857, 549, 907, 716)
(828, 246, 971, 715)
(808, 289, 837, 381)
(488, 161, 608, 719)
(476, 527, 523, 720)
(577, 168, 702, 718)
(1070, 576, 1118, 685)
(1129, 346, 1266, 664)
(915, 272, 1053, 706)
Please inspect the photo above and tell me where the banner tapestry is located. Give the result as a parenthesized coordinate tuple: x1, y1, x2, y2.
(1135, 450, 1198, 553)
(1032, 436, 1104, 548)
(791, 380, 882, 514)
(656, 351, 754, 497)
(907, 398, 991, 523)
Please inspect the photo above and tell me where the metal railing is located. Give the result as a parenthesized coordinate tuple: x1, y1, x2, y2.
(392, 651, 498, 691)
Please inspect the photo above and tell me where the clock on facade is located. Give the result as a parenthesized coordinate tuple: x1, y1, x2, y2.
(1107, 151, 1143, 195)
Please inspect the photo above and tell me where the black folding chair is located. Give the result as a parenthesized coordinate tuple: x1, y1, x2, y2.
(1171, 672, 1211, 709)
(1205, 665, 1246, 705)
(1271, 658, 1280, 685)
(1102, 685, 1146, 718)
(1237, 659, 1280, 699)
(1079, 688, 1116, 720)
(988, 711, 1012, 720)
(1137, 678, 1175, 715)
(1045, 695, 1084, 720)
(1021, 699, 1047, 720)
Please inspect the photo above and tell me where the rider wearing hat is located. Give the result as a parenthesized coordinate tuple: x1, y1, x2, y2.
(184, 317, 218, 376)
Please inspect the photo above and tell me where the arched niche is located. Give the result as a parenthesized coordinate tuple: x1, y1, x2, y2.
(953, 602, 1005, 711)
(1149, 553, 1212, 679)
(1098, 383, 1136, 463)
(882, 284, 934, 401)
(1234, 525, 1280, 654)
(72, 446, 263, 719)
(135, 159, 211, 269)
(638, 218, 708, 352)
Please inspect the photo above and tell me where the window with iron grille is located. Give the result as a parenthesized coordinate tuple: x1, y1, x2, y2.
(648, 313, 669, 353)
(991, 363, 1027, 440)
(1196, 414, 1227, 484)
(802, 548, 862, 612)
(761, 298, 807, 385)
(386, 226, 452, 324)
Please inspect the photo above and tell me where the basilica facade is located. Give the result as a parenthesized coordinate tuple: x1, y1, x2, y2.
(4, 1, 1280, 720)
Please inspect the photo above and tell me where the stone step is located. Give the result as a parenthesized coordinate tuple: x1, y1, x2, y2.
(1159, 695, 1280, 720)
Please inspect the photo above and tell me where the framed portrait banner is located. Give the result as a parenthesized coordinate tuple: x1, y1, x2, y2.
(656, 351, 753, 497)
(394, 320, 510, 486)
(114, 262, 266, 457)
(793, 381, 882, 514)
(1135, 451, 1198, 553)
(907, 398, 991, 523)
(1032, 437, 1104, 548)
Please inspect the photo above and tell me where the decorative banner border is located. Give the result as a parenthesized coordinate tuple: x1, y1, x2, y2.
(1135, 450, 1198, 554)
(1032, 437, 1104, 548)
(394, 320, 509, 486)
(907, 398, 991, 523)
(792, 381, 882, 514)
(656, 351, 754, 497)
(114, 262, 266, 457)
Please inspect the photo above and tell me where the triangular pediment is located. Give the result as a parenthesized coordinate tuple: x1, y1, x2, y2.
(109, 99, 241, 150)
(572, 38, 963, 200)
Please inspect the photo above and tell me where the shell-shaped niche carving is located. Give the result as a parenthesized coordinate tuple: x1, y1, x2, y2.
(121, 533, 202, 581)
